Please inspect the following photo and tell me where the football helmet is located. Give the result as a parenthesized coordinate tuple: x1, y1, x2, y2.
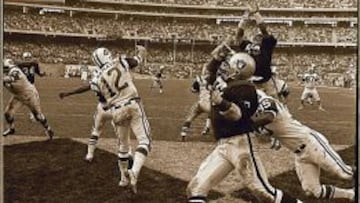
(22, 52, 32, 60)
(4, 58, 15, 67)
(227, 52, 255, 80)
(91, 47, 113, 68)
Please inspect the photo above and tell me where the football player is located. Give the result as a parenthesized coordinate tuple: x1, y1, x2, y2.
(150, 65, 165, 93)
(298, 64, 325, 111)
(17, 52, 46, 122)
(252, 90, 354, 201)
(234, 5, 278, 96)
(89, 46, 150, 194)
(59, 67, 132, 163)
(17, 52, 45, 84)
(180, 74, 211, 141)
(187, 53, 302, 203)
(3, 59, 54, 139)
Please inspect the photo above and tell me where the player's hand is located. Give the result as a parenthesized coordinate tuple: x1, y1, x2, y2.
(213, 76, 227, 92)
(59, 92, 68, 99)
(135, 45, 146, 51)
(247, 2, 259, 15)
(211, 89, 223, 105)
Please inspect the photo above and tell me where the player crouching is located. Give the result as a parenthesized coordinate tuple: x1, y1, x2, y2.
(3, 59, 54, 139)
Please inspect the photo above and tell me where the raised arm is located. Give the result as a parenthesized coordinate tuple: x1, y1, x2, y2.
(123, 45, 147, 69)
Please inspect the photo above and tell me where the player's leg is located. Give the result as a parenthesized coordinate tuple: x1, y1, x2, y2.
(85, 104, 110, 162)
(27, 91, 53, 139)
(298, 88, 308, 110)
(308, 130, 353, 180)
(181, 102, 203, 140)
(187, 146, 234, 203)
(312, 89, 325, 111)
(295, 155, 354, 200)
(201, 116, 211, 136)
(3, 96, 22, 136)
(243, 134, 302, 203)
(150, 78, 157, 89)
(128, 101, 152, 193)
(158, 80, 163, 93)
(114, 124, 132, 187)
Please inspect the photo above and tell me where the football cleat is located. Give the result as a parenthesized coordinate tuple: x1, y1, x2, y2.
(3, 128, 15, 137)
(118, 173, 129, 187)
(180, 126, 188, 137)
(84, 153, 94, 162)
(45, 128, 54, 140)
(201, 127, 210, 136)
(29, 113, 36, 123)
(128, 169, 138, 194)
(318, 107, 326, 112)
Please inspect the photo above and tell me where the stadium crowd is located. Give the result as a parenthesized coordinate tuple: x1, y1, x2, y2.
(4, 9, 357, 43)
(3, 1, 356, 86)
(4, 40, 356, 85)
(96, 0, 356, 8)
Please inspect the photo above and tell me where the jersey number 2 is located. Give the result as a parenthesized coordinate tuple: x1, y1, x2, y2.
(102, 67, 121, 97)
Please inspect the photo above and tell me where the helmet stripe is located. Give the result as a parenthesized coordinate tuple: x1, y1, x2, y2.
(93, 51, 103, 67)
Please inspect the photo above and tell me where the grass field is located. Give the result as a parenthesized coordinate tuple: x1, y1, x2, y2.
(3, 77, 357, 203)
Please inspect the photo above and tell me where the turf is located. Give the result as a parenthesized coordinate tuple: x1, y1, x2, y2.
(3, 77, 357, 203)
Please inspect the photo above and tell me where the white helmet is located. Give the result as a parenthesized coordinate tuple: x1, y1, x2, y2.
(22, 52, 32, 59)
(91, 47, 113, 68)
(227, 52, 255, 80)
(4, 58, 15, 67)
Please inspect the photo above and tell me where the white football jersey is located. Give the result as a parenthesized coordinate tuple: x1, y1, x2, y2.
(90, 59, 138, 109)
(4, 66, 37, 99)
(302, 73, 319, 89)
(256, 92, 309, 152)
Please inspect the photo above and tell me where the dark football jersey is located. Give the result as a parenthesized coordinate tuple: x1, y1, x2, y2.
(210, 80, 258, 140)
(16, 61, 41, 84)
(236, 35, 277, 83)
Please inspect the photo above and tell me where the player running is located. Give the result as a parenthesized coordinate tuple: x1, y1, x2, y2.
(150, 65, 165, 94)
(298, 64, 325, 111)
(3, 59, 54, 139)
(252, 90, 354, 202)
(187, 53, 303, 203)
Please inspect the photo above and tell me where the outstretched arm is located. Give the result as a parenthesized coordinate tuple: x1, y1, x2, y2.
(236, 15, 248, 45)
(251, 112, 275, 128)
(253, 12, 269, 36)
(59, 84, 91, 99)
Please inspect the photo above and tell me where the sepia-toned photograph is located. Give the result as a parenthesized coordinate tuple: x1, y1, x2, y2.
(1, 0, 358, 202)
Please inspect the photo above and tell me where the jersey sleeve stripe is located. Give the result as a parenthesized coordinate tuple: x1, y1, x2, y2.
(120, 56, 130, 71)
